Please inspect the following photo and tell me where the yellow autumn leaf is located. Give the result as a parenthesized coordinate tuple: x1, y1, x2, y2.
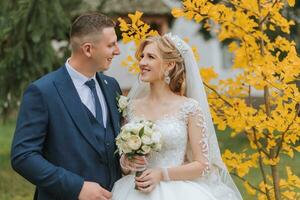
(228, 41, 239, 52)
(128, 11, 143, 25)
(244, 181, 256, 195)
(269, 24, 275, 31)
(266, 138, 276, 151)
(294, 146, 300, 152)
(140, 24, 150, 35)
(199, 67, 218, 83)
(184, 11, 195, 20)
(282, 190, 296, 200)
(128, 61, 140, 74)
(121, 60, 128, 67)
(127, 56, 133, 62)
(263, 157, 280, 166)
(287, 0, 295, 7)
(171, 8, 184, 18)
(182, 0, 194, 9)
(118, 18, 129, 31)
(194, 14, 204, 23)
(121, 34, 132, 44)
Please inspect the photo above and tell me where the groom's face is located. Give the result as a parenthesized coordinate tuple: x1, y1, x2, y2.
(91, 27, 120, 71)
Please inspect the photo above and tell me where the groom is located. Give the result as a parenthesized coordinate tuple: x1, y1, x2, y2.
(11, 12, 122, 200)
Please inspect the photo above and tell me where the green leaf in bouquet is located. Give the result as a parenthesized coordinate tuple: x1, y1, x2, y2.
(127, 153, 135, 160)
(139, 127, 144, 137)
(116, 93, 120, 101)
(114, 149, 119, 155)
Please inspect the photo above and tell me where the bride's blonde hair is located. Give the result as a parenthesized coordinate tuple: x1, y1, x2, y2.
(135, 35, 186, 95)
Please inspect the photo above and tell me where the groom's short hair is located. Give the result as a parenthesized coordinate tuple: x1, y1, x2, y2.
(70, 12, 115, 51)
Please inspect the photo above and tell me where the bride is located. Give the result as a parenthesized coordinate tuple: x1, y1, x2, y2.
(112, 33, 243, 200)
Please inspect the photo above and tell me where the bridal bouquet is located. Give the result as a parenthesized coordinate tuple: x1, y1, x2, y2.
(116, 120, 162, 158)
(116, 120, 162, 189)
(116, 120, 161, 189)
(115, 120, 162, 189)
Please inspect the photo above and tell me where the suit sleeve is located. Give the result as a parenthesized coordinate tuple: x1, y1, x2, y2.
(11, 84, 84, 199)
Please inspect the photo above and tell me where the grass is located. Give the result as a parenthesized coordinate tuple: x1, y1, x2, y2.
(0, 121, 299, 200)
(0, 120, 34, 200)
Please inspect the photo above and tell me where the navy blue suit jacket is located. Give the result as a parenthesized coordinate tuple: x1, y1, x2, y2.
(11, 66, 122, 200)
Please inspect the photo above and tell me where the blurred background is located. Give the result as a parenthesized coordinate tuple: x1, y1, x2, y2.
(1, 0, 299, 199)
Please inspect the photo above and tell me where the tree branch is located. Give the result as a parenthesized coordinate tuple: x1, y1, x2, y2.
(221, 0, 260, 18)
(259, 0, 281, 26)
(203, 81, 233, 107)
(253, 127, 272, 200)
(275, 104, 300, 157)
(231, 172, 266, 194)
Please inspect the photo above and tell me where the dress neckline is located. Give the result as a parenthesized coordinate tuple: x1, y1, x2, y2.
(127, 98, 194, 123)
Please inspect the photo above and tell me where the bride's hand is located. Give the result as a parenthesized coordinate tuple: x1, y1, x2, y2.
(120, 154, 147, 172)
(135, 169, 163, 193)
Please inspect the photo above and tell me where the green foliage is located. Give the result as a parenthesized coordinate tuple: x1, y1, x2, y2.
(0, 0, 82, 120)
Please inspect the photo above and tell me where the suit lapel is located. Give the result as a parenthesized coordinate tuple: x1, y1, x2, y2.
(53, 66, 106, 160)
(96, 73, 120, 137)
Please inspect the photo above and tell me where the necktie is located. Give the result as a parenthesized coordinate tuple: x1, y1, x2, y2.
(85, 79, 103, 125)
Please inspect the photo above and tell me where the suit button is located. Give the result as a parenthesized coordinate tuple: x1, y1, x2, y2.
(106, 142, 110, 146)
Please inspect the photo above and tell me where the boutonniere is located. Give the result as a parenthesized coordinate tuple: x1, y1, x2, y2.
(116, 94, 129, 117)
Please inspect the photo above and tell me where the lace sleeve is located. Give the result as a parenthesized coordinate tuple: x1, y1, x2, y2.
(183, 99, 210, 176)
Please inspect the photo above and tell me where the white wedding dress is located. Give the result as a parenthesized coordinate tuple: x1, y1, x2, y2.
(112, 98, 240, 200)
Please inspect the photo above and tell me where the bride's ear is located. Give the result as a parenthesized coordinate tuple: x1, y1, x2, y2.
(166, 61, 176, 71)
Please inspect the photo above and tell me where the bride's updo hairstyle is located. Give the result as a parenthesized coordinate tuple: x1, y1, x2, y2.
(135, 35, 186, 95)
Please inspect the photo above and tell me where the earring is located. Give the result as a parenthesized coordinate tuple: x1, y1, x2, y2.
(164, 71, 170, 84)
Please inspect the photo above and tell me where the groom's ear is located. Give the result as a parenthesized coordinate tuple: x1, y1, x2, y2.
(81, 42, 92, 58)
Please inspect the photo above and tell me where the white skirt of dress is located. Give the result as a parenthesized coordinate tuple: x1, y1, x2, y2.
(111, 174, 237, 200)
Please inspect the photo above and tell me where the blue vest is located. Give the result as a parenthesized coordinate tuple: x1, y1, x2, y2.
(83, 104, 121, 190)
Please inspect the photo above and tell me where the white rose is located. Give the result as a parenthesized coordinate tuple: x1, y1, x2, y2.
(116, 140, 132, 154)
(120, 143, 132, 154)
(141, 145, 151, 154)
(120, 131, 131, 140)
(141, 135, 152, 145)
(122, 109, 128, 117)
(127, 135, 142, 150)
(123, 123, 143, 134)
(144, 121, 153, 127)
(144, 126, 154, 136)
(151, 131, 161, 144)
(122, 123, 134, 130)
(118, 96, 129, 110)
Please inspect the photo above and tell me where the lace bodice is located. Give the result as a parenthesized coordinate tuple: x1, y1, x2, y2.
(127, 98, 209, 175)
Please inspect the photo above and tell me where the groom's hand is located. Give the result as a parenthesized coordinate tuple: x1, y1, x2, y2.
(78, 181, 112, 200)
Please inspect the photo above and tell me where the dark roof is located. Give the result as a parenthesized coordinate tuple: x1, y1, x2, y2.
(100, 0, 172, 15)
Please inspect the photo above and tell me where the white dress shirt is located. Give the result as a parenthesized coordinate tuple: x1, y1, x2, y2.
(65, 60, 107, 127)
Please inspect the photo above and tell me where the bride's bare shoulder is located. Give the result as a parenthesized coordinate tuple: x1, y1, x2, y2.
(172, 95, 189, 105)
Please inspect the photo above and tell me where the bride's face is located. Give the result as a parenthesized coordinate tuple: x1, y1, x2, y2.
(139, 42, 166, 83)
